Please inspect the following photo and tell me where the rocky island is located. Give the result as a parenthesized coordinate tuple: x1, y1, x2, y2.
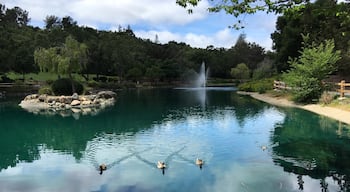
(19, 91, 117, 118)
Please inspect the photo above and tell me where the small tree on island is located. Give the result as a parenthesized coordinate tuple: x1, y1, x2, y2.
(34, 35, 88, 94)
(230, 63, 250, 80)
(283, 37, 341, 103)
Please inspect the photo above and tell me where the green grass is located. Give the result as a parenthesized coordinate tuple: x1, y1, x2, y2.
(238, 77, 275, 93)
(5, 72, 86, 82)
(328, 97, 350, 112)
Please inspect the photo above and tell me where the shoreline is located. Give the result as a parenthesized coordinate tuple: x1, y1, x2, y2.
(237, 91, 350, 125)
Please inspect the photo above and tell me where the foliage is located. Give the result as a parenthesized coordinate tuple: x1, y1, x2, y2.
(252, 57, 275, 79)
(51, 78, 84, 96)
(0, 75, 14, 83)
(34, 36, 88, 77)
(176, 0, 309, 28)
(283, 39, 341, 103)
(319, 91, 335, 105)
(126, 67, 143, 81)
(231, 63, 250, 79)
(238, 78, 274, 93)
(271, 0, 350, 72)
(1, 3, 267, 84)
(38, 86, 53, 95)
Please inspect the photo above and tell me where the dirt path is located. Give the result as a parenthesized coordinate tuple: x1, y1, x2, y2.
(238, 91, 350, 125)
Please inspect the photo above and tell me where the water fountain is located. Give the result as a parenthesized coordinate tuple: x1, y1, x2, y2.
(195, 62, 208, 88)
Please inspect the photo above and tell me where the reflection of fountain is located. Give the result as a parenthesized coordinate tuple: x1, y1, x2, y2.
(195, 62, 209, 88)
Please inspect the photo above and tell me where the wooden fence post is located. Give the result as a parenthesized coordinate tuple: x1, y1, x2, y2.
(340, 80, 345, 98)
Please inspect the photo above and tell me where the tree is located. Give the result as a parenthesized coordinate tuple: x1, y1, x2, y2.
(2, 6, 29, 27)
(34, 36, 88, 92)
(231, 63, 250, 80)
(271, 0, 350, 72)
(176, 0, 309, 28)
(145, 65, 164, 83)
(283, 38, 341, 103)
(44, 15, 61, 30)
(61, 16, 77, 30)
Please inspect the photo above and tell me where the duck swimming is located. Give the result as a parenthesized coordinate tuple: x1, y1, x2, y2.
(157, 161, 166, 175)
(157, 161, 166, 169)
(99, 164, 107, 175)
(196, 158, 203, 169)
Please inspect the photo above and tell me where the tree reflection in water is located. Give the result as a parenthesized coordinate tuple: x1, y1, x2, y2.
(271, 108, 350, 191)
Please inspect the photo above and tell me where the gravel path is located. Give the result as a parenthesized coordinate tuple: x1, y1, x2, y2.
(238, 91, 350, 125)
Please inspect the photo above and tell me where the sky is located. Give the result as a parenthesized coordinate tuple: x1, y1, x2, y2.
(2, 0, 278, 50)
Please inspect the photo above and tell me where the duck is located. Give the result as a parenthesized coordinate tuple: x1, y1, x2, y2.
(196, 158, 203, 169)
(261, 145, 267, 151)
(99, 164, 107, 175)
(157, 161, 166, 169)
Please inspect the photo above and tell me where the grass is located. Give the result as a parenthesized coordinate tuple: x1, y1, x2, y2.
(5, 72, 88, 82)
(328, 97, 350, 112)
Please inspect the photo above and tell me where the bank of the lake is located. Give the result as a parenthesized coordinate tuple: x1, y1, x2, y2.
(238, 91, 350, 125)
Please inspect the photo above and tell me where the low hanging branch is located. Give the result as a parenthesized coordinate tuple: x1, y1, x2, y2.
(176, 0, 312, 29)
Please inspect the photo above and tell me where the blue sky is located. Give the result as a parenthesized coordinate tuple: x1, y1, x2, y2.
(2, 0, 278, 50)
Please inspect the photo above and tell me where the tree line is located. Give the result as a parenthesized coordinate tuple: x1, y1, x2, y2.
(1, 0, 349, 85)
(0, 3, 267, 84)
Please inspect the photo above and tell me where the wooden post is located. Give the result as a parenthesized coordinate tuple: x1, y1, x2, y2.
(340, 80, 345, 98)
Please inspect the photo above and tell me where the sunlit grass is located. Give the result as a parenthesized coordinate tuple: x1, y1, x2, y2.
(5, 72, 86, 82)
(328, 97, 350, 112)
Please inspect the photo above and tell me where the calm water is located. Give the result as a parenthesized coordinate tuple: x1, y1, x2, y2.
(0, 88, 350, 192)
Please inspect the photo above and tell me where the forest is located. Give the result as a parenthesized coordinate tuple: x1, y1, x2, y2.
(0, 0, 349, 85)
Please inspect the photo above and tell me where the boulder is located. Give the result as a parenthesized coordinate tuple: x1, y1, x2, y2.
(59, 96, 73, 104)
(71, 100, 81, 106)
(81, 100, 91, 105)
(72, 93, 79, 100)
(96, 91, 117, 99)
(38, 94, 47, 102)
(24, 94, 38, 100)
(47, 96, 56, 103)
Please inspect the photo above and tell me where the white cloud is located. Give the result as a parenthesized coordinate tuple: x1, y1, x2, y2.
(135, 28, 239, 49)
(2, 0, 274, 50)
(3, 0, 209, 27)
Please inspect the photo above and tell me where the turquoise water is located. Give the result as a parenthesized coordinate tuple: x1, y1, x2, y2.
(0, 88, 350, 192)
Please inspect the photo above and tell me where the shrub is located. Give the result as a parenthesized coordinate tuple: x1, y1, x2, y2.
(283, 38, 340, 103)
(320, 91, 335, 105)
(51, 78, 84, 96)
(0, 75, 14, 83)
(38, 86, 53, 95)
(238, 78, 274, 93)
(46, 79, 54, 85)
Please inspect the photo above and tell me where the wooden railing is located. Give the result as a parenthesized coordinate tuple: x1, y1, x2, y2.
(338, 80, 350, 97)
(273, 80, 291, 90)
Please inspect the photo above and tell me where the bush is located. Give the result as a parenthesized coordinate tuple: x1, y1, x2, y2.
(46, 79, 54, 85)
(51, 78, 84, 96)
(238, 78, 274, 93)
(283, 39, 340, 103)
(320, 91, 335, 105)
(0, 75, 14, 83)
(38, 86, 53, 95)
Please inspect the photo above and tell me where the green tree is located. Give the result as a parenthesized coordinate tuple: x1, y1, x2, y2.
(34, 36, 87, 92)
(271, 0, 350, 72)
(176, 0, 309, 28)
(283, 38, 341, 103)
(44, 15, 61, 30)
(231, 63, 250, 80)
(126, 67, 143, 82)
(145, 65, 164, 83)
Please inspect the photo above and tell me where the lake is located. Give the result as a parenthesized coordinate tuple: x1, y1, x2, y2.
(0, 88, 350, 192)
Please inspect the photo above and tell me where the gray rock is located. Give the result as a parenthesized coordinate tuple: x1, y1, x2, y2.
(96, 91, 117, 99)
(72, 93, 79, 100)
(38, 94, 47, 102)
(71, 100, 81, 106)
